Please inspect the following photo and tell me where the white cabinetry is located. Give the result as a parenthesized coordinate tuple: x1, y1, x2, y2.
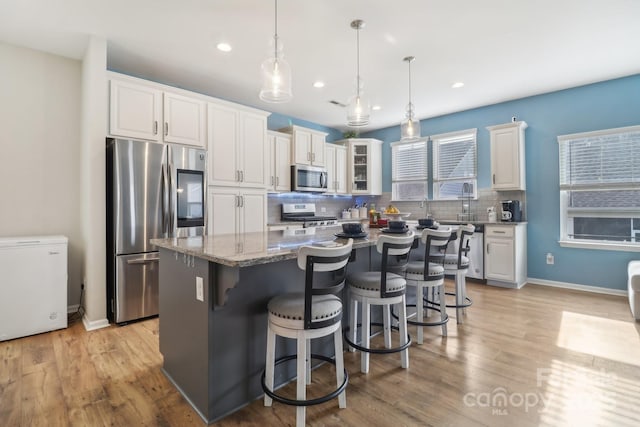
(336, 138, 382, 195)
(208, 102, 269, 188)
(487, 121, 527, 191)
(280, 125, 327, 167)
(267, 131, 292, 192)
(109, 79, 206, 147)
(325, 143, 348, 194)
(208, 187, 266, 236)
(485, 224, 527, 288)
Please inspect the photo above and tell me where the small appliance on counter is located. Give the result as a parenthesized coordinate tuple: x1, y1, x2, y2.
(501, 200, 522, 222)
(487, 207, 497, 223)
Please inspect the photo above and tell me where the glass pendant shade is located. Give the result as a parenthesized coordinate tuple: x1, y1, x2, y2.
(259, 0, 292, 103)
(347, 90, 371, 127)
(259, 53, 292, 103)
(347, 19, 370, 127)
(400, 109, 421, 140)
(400, 56, 420, 140)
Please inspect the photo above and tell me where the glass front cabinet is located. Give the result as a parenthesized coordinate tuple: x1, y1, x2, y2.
(335, 138, 382, 195)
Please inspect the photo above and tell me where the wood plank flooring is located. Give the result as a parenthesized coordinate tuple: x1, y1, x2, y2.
(1, 281, 639, 426)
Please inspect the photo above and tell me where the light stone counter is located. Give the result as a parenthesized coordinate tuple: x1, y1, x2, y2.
(151, 227, 391, 268)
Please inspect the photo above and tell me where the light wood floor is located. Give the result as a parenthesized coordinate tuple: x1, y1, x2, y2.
(2, 281, 640, 426)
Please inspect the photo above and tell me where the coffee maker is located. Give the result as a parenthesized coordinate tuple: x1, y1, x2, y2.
(501, 200, 521, 222)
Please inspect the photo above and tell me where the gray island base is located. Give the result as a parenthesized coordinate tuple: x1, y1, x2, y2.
(152, 228, 384, 423)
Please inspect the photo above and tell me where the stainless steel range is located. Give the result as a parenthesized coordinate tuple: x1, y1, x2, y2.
(281, 203, 338, 228)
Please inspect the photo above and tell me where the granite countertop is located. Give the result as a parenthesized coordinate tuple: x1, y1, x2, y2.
(151, 226, 391, 268)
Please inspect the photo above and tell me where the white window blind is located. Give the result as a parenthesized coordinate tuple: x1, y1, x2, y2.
(559, 126, 640, 190)
(557, 125, 640, 247)
(432, 129, 477, 200)
(391, 139, 428, 201)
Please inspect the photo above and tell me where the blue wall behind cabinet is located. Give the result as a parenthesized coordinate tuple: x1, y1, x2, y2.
(267, 112, 343, 142)
(363, 74, 640, 291)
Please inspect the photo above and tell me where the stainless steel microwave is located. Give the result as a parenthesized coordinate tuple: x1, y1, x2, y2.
(291, 164, 328, 192)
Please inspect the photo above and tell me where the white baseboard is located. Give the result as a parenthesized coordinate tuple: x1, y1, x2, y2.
(82, 315, 110, 331)
(526, 277, 627, 297)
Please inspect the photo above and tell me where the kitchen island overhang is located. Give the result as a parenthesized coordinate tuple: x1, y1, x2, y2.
(151, 229, 381, 423)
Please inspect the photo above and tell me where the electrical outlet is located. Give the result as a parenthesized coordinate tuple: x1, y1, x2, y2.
(546, 253, 554, 265)
(196, 276, 204, 301)
(320, 206, 326, 213)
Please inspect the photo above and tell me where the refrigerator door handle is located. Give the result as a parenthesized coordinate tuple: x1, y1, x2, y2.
(127, 257, 160, 265)
(161, 162, 169, 236)
(167, 150, 175, 236)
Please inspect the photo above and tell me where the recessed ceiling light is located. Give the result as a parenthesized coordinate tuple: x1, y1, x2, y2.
(452, 82, 464, 89)
(216, 43, 232, 52)
(313, 81, 325, 88)
(372, 105, 382, 111)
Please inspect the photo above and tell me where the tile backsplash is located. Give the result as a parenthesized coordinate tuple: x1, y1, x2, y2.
(267, 189, 526, 223)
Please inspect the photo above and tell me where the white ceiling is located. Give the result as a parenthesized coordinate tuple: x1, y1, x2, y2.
(2, 0, 639, 132)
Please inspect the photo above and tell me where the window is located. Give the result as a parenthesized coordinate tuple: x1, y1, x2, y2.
(432, 129, 477, 200)
(558, 125, 640, 250)
(391, 138, 428, 201)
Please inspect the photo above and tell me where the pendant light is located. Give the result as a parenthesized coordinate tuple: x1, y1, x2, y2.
(259, 0, 292, 103)
(347, 19, 370, 127)
(400, 56, 421, 140)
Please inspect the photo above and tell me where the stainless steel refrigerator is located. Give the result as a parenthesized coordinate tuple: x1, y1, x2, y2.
(106, 138, 206, 324)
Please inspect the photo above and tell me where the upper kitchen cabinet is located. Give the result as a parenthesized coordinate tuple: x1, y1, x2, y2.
(336, 138, 382, 195)
(208, 101, 269, 188)
(279, 125, 327, 167)
(267, 131, 292, 192)
(109, 78, 206, 147)
(487, 121, 528, 191)
(325, 143, 348, 195)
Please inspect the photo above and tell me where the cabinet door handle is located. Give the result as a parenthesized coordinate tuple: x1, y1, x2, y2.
(240, 195, 244, 207)
(235, 195, 240, 207)
(493, 174, 495, 184)
(164, 122, 169, 136)
(486, 244, 490, 254)
(240, 171, 244, 182)
(494, 230, 506, 234)
(236, 170, 240, 182)
(154, 121, 158, 135)
(276, 176, 279, 186)
(271, 176, 274, 185)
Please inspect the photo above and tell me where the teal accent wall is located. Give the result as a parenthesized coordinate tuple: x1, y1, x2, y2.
(363, 74, 640, 290)
(267, 112, 343, 142)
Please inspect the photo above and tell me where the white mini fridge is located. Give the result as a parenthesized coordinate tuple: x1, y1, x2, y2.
(0, 236, 68, 341)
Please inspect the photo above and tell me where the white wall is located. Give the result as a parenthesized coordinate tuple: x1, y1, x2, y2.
(80, 37, 108, 329)
(0, 41, 83, 309)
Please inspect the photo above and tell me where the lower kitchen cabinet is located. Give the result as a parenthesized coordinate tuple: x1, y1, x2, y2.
(484, 223, 527, 288)
(208, 187, 266, 235)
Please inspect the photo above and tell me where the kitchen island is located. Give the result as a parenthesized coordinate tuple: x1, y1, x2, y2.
(151, 227, 385, 424)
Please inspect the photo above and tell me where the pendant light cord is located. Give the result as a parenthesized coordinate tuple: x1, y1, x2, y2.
(356, 25, 361, 97)
(274, 0, 279, 61)
(408, 59, 412, 115)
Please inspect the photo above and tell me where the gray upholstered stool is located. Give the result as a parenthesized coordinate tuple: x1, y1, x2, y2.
(262, 239, 353, 427)
(405, 227, 452, 342)
(439, 224, 475, 324)
(345, 232, 414, 373)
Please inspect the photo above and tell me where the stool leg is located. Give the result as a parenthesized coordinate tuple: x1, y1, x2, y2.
(399, 295, 409, 369)
(333, 326, 347, 408)
(264, 324, 276, 407)
(361, 300, 371, 373)
(383, 304, 391, 349)
(349, 297, 358, 353)
(296, 332, 307, 427)
(439, 285, 447, 336)
(306, 339, 311, 384)
(416, 284, 424, 345)
(456, 271, 464, 324)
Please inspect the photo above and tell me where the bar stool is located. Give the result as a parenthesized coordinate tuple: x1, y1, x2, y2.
(262, 239, 353, 427)
(345, 232, 414, 373)
(405, 227, 452, 343)
(442, 224, 475, 324)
